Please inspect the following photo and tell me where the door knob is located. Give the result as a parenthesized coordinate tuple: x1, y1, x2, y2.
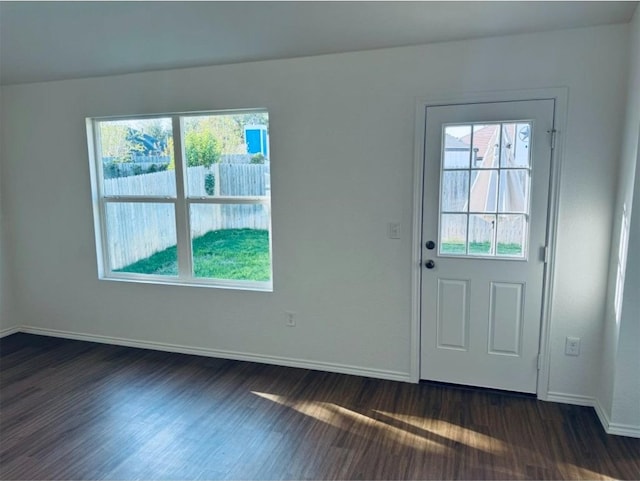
(425, 260, 435, 269)
(426, 240, 436, 250)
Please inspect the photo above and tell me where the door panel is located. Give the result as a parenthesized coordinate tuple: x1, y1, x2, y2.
(488, 282, 524, 356)
(436, 279, 470, 350)
(420, 100, 554, 393)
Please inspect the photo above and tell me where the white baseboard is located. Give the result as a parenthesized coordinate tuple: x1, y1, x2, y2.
(8, 325, 640, 438)
(593, 397, 640, 438)
(0, 326, 20, 338)
(606, 422, 640, 438)
(593, 396, 611, 429)
(18, 325, 412, 383)
(546, 391, 597, 407)
(548, 391, 640, 438)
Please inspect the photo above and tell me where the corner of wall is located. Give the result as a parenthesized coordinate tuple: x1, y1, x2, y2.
(595, 5, 640, 435)
(0, 87, 19, 337)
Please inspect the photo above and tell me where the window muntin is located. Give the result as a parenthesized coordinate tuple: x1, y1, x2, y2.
(439, 122, 532, 259)
(89, 110, 272, 290)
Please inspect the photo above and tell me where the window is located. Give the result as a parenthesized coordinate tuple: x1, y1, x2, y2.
(87, 110, 272, 290)
(439, 122, 532, 258)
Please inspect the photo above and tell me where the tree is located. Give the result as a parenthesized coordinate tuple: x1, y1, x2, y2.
(182, 113, 268, 161)
(99, 123, 132, 162)
(99, 118, 173, 162)
(164, 113, 271, 170)
(205, 115, 245, 155)
(233, 112, 268, 132)
(184, 123, 222, 167)
(144, 119, 172, 151)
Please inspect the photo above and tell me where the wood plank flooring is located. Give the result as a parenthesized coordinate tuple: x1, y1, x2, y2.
(1, 333, 638, 480)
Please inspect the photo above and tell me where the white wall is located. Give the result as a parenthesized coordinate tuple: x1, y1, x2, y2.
(0, 25, 629, 396)
(0, 176, 4, 332)
(0, 89, 16, 334)
(0, 90, 3, 330)
(600, 7, 640, 434)
(614, 143, 640, 428)
(0, 137, 4, 331)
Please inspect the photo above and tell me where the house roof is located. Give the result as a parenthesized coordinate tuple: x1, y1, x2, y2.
(444, 134, 470, 150)
(462, 126, 499, 167)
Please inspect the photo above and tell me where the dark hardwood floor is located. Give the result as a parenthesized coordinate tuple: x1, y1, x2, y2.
(0, 333, 638, 480)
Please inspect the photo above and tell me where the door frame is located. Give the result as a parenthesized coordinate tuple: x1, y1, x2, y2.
(410, 87, 568, 401)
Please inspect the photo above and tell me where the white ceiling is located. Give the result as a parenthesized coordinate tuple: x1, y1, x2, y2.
(0, 1, 637, 85)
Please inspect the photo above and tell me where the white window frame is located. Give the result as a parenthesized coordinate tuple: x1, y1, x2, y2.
(86, 109, 273, 292)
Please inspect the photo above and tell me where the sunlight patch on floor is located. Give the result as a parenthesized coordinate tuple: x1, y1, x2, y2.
(373, 410, 508, 455)
(251, 392, 448, 454)
(556, 462, 618, 481)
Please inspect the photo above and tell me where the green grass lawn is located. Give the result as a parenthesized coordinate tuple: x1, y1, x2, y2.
(116, 228, 271, 281)
(442, 241, 523, 256)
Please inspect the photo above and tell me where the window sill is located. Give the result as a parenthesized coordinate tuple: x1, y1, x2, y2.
(98, 274, 273, 292)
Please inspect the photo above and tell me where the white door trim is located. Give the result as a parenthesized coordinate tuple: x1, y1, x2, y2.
(410, 87, 568, 401)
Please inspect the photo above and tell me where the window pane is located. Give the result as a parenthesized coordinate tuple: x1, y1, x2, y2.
(190, 203, 271, 281)
(499, 170, 529, 213)
(472, 124, 500, 168)
(501, 122, 531, 167)
(99, 118, 175, 196)
(469, 214, 495, 255)
(496, 215, 526, 257)
(436, 120, 532, 259)
(186, 164, 270, 197)
(443, 125, 471, 168)
(105, 203, 177, 275)
(469, 170, 498, 213)
(184, 113, 270, 198)
(441, 171, 469, 212)
(440, 214, 467, 254)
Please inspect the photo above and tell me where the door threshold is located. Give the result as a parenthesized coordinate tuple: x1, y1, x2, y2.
(419, 379, 537, 399)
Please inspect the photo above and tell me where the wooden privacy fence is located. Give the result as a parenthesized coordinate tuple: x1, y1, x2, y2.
(104, 164, 270, 269)
(440, 215, 525, 246)
(104, 164, 268, 197)
(441, 171, 526, 245)
(105, 202, 177, 270)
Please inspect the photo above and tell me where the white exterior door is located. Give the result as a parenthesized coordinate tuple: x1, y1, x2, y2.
(420, 99, 555, 393)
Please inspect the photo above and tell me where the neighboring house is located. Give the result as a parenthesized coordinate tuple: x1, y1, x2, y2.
(458, 124, 528, 214)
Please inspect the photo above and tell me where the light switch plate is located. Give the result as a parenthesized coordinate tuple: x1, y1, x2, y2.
(388, 222, 401, 239)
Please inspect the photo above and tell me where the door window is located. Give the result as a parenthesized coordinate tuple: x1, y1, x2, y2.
(439, 122, 532, 258)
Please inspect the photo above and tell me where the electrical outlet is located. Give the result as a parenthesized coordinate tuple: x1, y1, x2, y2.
(285, 311, 296, 327)
(565, 336, 581, 356)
